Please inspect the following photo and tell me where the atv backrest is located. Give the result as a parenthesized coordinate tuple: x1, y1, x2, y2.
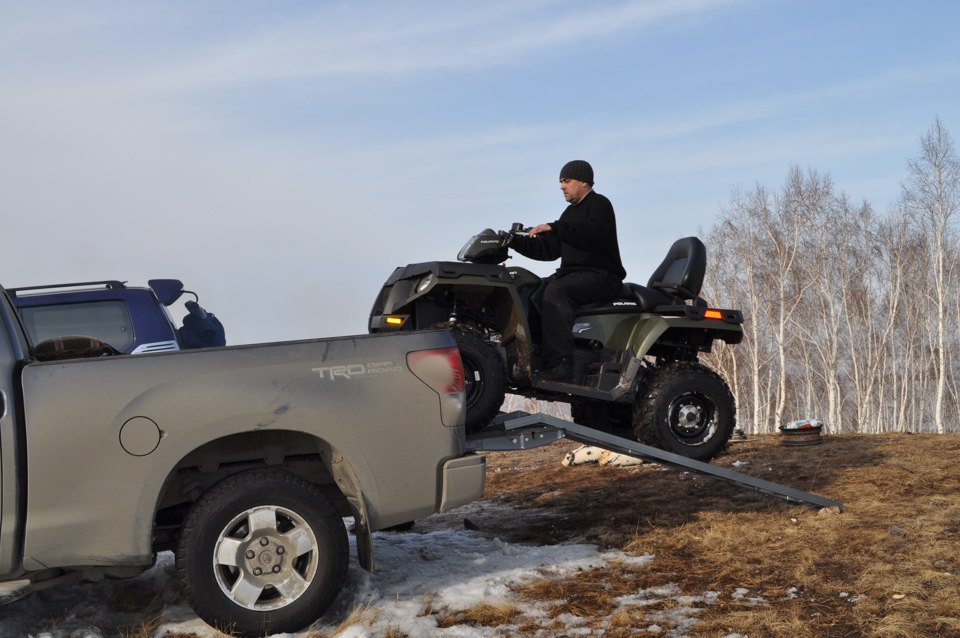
(647, 236, 706, 301)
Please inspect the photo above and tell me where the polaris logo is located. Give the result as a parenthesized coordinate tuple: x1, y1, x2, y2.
(479, 240, 500, 244)
(612, 301, 637, 306)
(313, 361, 404, 380)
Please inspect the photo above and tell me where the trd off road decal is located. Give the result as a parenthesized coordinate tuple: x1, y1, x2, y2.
(312, 361, 404, 380)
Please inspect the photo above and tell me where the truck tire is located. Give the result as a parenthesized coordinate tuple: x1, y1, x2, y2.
(176, 470, 348, 637)
(633, 361, 735, 462)
(450, 328, 505, 433)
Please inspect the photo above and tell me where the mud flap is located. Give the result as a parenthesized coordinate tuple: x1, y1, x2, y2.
(331, 452, 374, 572)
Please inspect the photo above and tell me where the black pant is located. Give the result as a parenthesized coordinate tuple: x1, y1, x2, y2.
(532, 270, 623, 368)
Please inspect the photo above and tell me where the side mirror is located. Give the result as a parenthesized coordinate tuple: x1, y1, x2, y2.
(148, 279, 185, 306)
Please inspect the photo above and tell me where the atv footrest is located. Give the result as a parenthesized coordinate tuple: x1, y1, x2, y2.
(530, 377, 615, 400)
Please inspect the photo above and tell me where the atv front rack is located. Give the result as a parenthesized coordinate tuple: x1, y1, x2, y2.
(466, 411, 843, 512)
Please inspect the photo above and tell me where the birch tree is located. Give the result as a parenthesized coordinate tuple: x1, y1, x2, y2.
(900, 117, 960, 433)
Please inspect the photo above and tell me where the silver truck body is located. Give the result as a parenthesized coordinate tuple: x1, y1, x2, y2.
(0, 285, 485, 633)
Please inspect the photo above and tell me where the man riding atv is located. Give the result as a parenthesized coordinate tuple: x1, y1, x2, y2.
(509, 160, 626, 383)
(369, 166, 744, 461)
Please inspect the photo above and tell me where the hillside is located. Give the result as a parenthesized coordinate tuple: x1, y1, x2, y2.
(3, 432, 957, 637)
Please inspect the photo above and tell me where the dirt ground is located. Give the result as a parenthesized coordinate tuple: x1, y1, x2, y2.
(422, 432, 960, 637)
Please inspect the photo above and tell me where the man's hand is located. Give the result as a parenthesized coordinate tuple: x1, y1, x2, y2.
(528, 223, 553, 238)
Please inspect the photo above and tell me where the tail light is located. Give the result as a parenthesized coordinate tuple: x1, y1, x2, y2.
(407, 347, 465, 427)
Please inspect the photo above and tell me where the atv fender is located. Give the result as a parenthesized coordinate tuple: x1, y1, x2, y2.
(606, 314, 743, 357)
(617, 314, 671, 357)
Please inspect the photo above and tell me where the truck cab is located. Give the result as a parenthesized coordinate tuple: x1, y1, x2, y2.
(9, 279, 224, 354)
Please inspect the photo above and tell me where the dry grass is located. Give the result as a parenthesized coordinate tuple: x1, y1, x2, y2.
(118, 614, 167, 638)
(435, 602, 522, 628)
(61, 432, 960, 636)
(456, 432, 960, 637)
(309, 602, 380, 637)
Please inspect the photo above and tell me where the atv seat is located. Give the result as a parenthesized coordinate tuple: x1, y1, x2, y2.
(575, 236, 707, 316)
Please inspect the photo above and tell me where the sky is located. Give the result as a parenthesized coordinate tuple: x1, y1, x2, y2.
(3, 0, 959, 344)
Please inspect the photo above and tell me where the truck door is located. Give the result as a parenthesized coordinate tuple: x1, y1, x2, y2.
(0, 286, 30, 576)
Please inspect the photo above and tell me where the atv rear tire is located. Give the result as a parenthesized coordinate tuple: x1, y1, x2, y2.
(633, 361, 735, 462)
(451, 328, 505, 433)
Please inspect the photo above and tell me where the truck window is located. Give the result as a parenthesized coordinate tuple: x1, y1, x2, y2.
(19, 301, 135, 352)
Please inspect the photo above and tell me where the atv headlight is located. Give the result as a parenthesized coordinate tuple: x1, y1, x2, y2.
(417, 274, 434, 294)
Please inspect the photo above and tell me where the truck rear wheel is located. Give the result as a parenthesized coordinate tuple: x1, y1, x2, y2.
(176, 470, 348, 637)
(450, 328, 505, 433)
(633, 361, 735, 462)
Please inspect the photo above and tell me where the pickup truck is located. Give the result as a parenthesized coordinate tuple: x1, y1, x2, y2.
(0, 282, 485, 636)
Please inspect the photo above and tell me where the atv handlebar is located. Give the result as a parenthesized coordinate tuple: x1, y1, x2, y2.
(499, 223, 530, 246)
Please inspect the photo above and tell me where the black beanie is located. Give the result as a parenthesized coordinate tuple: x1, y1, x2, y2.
(559, 160, 594, 185)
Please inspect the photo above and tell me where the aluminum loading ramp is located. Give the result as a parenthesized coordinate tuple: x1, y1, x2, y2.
(467, 411, 844, 512)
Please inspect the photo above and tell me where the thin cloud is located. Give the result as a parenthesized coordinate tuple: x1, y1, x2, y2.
(133, 0, 751, 92)
(592, 60, 960, 153)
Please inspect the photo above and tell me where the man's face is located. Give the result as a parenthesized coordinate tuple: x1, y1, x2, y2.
(560, 178, 591, 204)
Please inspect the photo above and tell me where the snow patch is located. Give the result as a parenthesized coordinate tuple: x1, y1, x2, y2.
(1, 504, 756, 637)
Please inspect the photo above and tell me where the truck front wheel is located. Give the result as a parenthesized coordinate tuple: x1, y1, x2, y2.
(633, 361, 736, 462)
(176, 470, 348, 637)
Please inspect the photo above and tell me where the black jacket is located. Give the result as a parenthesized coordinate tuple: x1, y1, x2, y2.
(512, 190, 626, 280)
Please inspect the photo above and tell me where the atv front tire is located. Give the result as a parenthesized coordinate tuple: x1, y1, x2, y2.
(633, 361, 735, 462)
(450, 328, 506, 433)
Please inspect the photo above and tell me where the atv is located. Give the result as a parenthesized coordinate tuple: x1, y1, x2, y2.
(369, 225, 744, 462)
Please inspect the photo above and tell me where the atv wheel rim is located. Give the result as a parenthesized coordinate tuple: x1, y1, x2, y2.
(668, 393, 717, 443)
(463, 358, 485, 406)
(212, 505, 319, 611)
